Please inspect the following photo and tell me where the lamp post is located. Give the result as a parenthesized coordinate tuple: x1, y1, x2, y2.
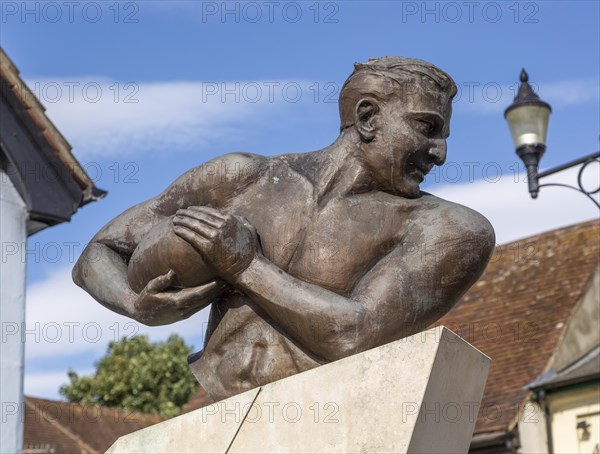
(504, 69, 600, 208)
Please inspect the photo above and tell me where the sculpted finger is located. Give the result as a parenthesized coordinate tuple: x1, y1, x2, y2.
(146, 270, 176, 293)
(173, 216, 217, 238)
(176, 209, 224, 228)
(176, 280, 227, 305)
(187, 206, 229, 221)
(173, 225, 213, 252)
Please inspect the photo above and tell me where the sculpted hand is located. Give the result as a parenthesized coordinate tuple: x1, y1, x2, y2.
(172, 206, 261, 282)
(134, 270, 225, 325)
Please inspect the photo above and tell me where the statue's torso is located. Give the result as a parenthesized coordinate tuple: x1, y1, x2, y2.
(190, 156, 421, 401)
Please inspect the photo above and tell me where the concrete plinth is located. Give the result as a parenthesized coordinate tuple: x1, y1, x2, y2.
(107, 326, 490, 453)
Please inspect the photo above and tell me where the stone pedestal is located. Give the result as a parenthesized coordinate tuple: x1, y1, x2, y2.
(107, 326, 490, 453)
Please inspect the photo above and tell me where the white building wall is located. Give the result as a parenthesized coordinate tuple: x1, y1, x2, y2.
(550, 385, 600, 454)
(1, 169, 28, 454)
(517, 401, 548, 453)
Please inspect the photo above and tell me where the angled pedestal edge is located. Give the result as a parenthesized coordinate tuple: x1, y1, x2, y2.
(107, 326, 490, 454)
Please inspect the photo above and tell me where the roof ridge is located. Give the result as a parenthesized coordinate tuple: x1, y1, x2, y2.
(558, 344, 600, 376)
(543, 260, 600, 373)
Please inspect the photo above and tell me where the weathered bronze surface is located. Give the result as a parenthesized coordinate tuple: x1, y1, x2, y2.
(73, 57, 495, 402)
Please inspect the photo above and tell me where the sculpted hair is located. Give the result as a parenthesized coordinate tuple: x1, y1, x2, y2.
(339, 56, 458, 131)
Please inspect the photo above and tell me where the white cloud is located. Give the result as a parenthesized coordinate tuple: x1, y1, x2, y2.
(25, 266, 210, 360)
(541, 77, 600, 108)
(23, 266, 210, 397)
(454, 77, 599, 115)
(28, 75, 597, 162)
(430, 165, 599, 244)
(25, 78, 328, 158)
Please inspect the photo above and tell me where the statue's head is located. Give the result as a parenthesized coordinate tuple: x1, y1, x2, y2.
(339, 57, 457, 198)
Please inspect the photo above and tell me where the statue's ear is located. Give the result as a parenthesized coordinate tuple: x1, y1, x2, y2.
(354, 98, 379, 142)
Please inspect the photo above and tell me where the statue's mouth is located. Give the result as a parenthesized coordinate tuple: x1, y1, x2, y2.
(407, 161, 430, 182)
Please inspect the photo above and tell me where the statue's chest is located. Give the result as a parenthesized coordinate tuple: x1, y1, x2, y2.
(231, 172, 414, 295)
(285, 196, 409, 295)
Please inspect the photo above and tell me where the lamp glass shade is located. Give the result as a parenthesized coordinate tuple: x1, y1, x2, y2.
(505, 104, 551, 148)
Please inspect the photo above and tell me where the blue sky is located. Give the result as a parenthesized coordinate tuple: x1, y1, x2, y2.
(1, 1, 598, 399)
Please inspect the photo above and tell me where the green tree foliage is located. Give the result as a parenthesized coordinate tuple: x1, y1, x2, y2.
(60, 334, 198, 417)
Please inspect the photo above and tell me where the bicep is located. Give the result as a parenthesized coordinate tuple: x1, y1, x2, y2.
(91, 198, 165, 257)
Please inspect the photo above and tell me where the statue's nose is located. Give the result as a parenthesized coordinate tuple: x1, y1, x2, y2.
(428, 140, 447, 166)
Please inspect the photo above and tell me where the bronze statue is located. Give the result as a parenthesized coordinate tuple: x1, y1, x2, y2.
(73, 57, 495, 402)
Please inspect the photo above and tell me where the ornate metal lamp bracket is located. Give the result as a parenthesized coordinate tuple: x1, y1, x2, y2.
(536, 151, 600, 209)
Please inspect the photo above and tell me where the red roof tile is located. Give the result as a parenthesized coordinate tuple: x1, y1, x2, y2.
(24, 397, 162, 454)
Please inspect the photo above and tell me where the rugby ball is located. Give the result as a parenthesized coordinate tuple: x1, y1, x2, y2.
(127, 216, 216, 293)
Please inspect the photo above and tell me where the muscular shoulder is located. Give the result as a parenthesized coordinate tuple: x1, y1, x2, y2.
(411, 193, 496, 263)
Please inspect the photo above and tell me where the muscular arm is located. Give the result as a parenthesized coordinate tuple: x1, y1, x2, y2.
(175, 203, 495, 360)
(72, 153, 263, 324)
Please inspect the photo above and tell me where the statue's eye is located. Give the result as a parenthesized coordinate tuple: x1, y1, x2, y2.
(415, 119, 435, 136)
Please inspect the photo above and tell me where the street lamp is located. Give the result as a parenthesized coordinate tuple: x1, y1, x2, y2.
(504, 69, 551, 198)
(504, 69, 600, 208)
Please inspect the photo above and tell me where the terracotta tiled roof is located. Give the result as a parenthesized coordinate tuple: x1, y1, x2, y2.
(23, 396, 162, 454)
(434, 219, 600, 436)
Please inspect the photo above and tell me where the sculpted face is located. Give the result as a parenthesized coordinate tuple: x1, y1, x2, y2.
(362, 85, 452, 198)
